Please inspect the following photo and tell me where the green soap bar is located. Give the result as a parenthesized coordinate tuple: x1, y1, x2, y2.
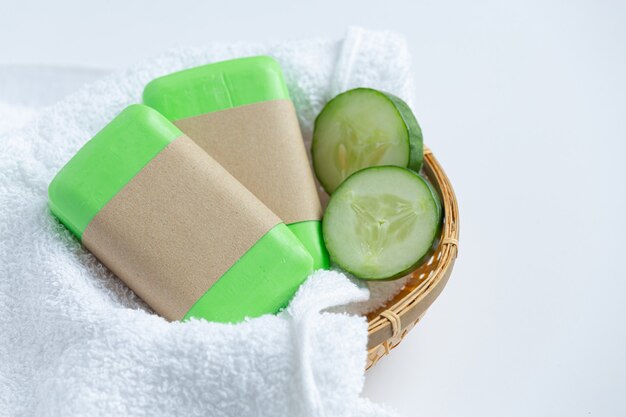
(48, 104, 313, 323)
(143, 56, 290, 121)
(143, 56, 330, 270)
(48, 104, 182, 239)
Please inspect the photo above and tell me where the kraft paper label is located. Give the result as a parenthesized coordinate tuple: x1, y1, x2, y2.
(82, 135, 280, 321)
(174, 99, 322, 225)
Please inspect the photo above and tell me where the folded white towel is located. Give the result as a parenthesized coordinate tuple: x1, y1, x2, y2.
(0, 27, 414, 417)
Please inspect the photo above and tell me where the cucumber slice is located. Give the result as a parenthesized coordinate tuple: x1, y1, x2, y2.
(322, 166, 441, 280)
(312, 88, 423, 194)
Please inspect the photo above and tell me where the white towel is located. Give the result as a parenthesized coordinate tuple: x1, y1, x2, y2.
(0, 27, 414, 417)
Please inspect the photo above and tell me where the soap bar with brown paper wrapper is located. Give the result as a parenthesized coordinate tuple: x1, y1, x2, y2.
(48, 104, 313, 323)
(143, 56, 329, 269)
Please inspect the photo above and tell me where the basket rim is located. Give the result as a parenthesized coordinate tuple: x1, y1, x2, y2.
(365, 146, 459, 365)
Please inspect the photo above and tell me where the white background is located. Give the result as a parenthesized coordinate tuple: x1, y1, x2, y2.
(2, 0, 625, 415)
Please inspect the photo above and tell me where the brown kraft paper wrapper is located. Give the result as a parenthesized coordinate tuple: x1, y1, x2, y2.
(174, 99, 322, 224)
(82, 135, 281, 321)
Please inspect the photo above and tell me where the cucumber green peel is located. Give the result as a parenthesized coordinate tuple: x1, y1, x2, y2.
(323, 166, 441, 280)
(312, 88, 423, 194)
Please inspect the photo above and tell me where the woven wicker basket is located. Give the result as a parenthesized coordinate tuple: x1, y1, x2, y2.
(364, 147, 459, 369)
